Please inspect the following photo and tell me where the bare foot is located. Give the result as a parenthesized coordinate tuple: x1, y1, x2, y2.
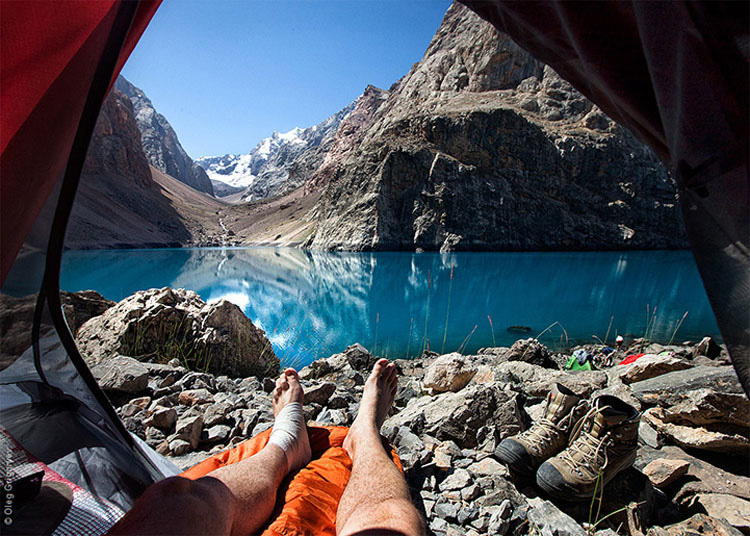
(343, 359, 398, 459)
(273, 368, 304, 415)
(269, 368, 311, 472)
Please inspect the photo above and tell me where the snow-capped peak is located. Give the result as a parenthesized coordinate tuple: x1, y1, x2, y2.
(197, 127, 306, 188)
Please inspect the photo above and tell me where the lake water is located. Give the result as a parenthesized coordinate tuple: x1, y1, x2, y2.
(60, 247, 721, 369)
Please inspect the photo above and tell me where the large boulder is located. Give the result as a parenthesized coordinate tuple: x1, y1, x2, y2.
(76, 287, 279, 378)
(629, 366, 743, 407)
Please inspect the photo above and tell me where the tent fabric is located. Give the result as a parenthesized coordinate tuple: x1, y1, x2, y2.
(460, 0, 749, 394)
(182, 426, 403, 536)
(0, 0, 160, 285)
(0, 0, 166, 523)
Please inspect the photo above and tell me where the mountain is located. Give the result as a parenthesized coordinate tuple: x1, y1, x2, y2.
(301, 3, 687, 252)
(114, 76, 214, 196)
(197, 100, 356, 201)
(67, 88, 224, 249)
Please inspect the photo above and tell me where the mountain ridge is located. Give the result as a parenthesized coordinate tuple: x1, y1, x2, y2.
(197, 99, 356, 202)
(114, 76, 215, 196)
(300, 2, 686, 252)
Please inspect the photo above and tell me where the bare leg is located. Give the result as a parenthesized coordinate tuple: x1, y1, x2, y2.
(108, 369, 310, 536)
(336, 359, 425, 536)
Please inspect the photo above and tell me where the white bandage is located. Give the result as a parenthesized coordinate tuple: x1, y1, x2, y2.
(267, 402, 309, 473)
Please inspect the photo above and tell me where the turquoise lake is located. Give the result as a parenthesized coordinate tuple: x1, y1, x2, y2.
(60, 248, 721, 369)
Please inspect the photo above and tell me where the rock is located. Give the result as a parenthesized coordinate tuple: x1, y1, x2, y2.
(261, 377, 276, 393)
(487, 499, 512, 535)
(613, 354, 693, 384)
(383, 383, 522, 449)
(639, 420, 662, 449)
(174, 414, 203, 449)
(434, 441, 462, 470)
(462, 484, 481, 501)
(423, 353, 478, 392)
(341, 343, 377, 372)
(494, 361, 607, 397)
(693, 336, 722, 359)
(689, 494, 750, 533)
(636, 445, 750, 504)
(429, 517, 449, 533)
(526, 497, 586, 536)
(468, 457, 509, 478)
(130, 396, 151, 409)
(145, 426, 166, 447)
(505, 339, 557, 368)
(252, 421, 273, 437)
(179, 388, 215, 406)
(434, 501, 459, 520)
(119, 404, 142, 418)
(303, 382, 336, 405)
(60, 290, 115, 335)
(203, 402, 231, 427)
(647, 513, 743, 536)
(630, 366, 743, 407)
(643, 406, 749, 454)
(202, 424, 232, 445)
(592, 379, 642, 411)
(393, 426, 425, 452)
(643, 458, 690, 489)
(439, 468, 472, 491)
(314, 408, 349, 427)
(91, 355, 149, 394)
(76, 287, 279, 378)
(145, 406, 177, 431)
(169, 438, 192, 456)
(299, 346, 366, 387)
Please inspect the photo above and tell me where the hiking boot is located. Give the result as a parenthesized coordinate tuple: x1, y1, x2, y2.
(495, 383, 588, 476)
(536, 395, 640, 500)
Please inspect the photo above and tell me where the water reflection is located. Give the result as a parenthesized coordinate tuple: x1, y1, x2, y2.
(60, 247, 721, 368)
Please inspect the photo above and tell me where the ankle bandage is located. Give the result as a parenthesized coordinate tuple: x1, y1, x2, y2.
(268, 402, 308, 472)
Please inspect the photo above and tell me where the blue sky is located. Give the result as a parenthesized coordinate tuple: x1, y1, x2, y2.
(121, 0, 452, 158)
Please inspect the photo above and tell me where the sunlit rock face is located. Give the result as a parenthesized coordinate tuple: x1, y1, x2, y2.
(68, 88, 192, 249)
(115, 76, 214, 196)
(305, 2, 687, 252)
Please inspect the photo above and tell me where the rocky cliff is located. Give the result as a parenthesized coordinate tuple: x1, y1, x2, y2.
(197, 100, 356, 201)
(67, 88, 193, 248)
(115, 76, 215, 196)
(304, 3, 687, 252)
(68, 88, 225, 249)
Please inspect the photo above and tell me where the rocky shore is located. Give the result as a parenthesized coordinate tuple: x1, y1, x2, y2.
(64, 289, 748, 536)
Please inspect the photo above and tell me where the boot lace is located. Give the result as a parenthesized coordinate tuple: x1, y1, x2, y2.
(559, 405, 613, 476)
(519, 401, 587, 452)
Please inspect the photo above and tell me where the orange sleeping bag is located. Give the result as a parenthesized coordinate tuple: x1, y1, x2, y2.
(181, 426, 403, 536)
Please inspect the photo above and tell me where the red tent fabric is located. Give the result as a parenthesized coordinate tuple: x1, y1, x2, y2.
(0, 0, 160, 283)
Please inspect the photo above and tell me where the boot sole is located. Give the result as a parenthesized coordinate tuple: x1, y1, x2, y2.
(536, 452, 637, 501)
